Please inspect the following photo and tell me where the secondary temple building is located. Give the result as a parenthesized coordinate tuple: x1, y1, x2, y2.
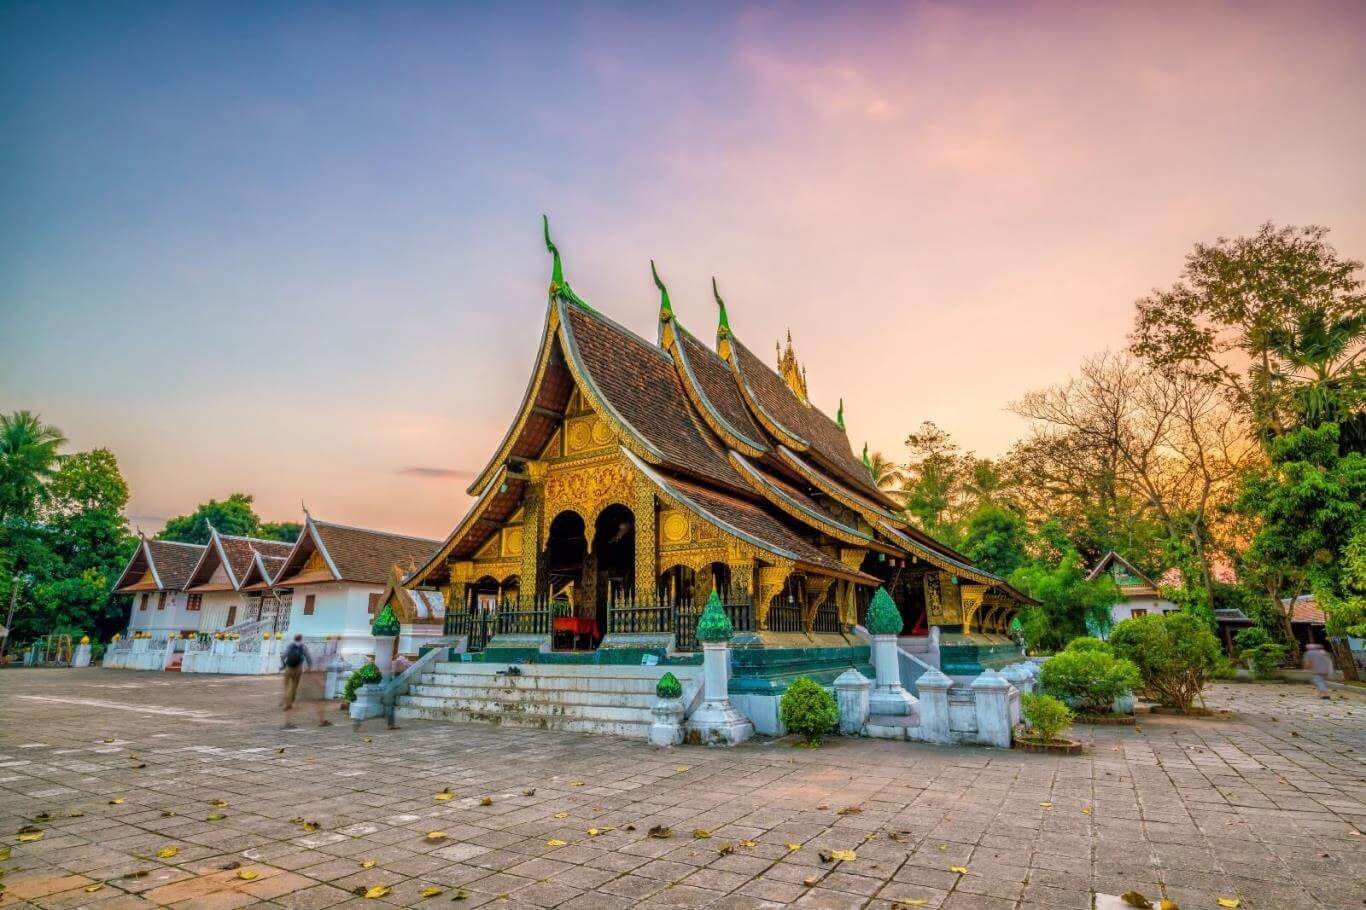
(404, 222, 1032, 689)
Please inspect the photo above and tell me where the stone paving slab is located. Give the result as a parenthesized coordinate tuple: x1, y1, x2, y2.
(0, 670, 1363, 909)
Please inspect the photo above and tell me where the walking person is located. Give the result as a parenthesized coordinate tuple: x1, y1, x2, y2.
(281, 634, 311, 728)
(353, 652, 410, 732)
(1302, 642, 1334, 699)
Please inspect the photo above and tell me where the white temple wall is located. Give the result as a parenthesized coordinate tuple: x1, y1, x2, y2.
(285, 582, 382, 657)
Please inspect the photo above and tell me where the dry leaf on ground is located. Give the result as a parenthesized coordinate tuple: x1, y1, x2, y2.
(419, 886, 443, 897)
(479, 797, 493, 806)
(950, 865, 968, 874)
(236, 870, 259, 881)
(360, 859, 376, 869)
(546, 839, 567, 847)
(693, 829, 712, 839)
(647, 825, 672, 839)
(364, 885, 390, 898)
(156, 847, 178, 858)
(1121, 892, 1153, 908)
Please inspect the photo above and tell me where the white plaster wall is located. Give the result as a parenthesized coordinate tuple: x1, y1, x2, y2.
(126, 591, 192, 636)
(1110, 596, 1180, 627)
(197, 592, 244, 632)
(284, 583, 382, 658)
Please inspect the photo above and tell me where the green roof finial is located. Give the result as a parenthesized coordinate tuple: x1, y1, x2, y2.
(542, 215, 591, 311)
(652, 260, 673, 323)
(836, 398, 845, 430)
(712, 277, 731, 338)
(862, 441, 871, 470)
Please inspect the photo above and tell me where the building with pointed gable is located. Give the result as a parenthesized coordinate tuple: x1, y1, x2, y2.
(112, 535, 208, 638)
(270, 513, 440, 658)
(182, 530, 296, 633)
(404, 221, 1032, 683)
(1087, 551, 1180, 632)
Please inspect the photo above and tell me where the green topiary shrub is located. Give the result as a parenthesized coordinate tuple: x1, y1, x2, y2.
(864, 587, 904, 636)
(1109, 612, 1221, 713)
(1038, 649, 1140, 714)
(1242, 641, 1290, 679)
(1064, 636, 1112, 654)
(1020, 692, 1073, 743)
(343, 662, 382, 703)
(656, 671, 683, 700)
(695, 591, 734, 643)
(779, 676, 840, 745)
(371, 603, 400, 637)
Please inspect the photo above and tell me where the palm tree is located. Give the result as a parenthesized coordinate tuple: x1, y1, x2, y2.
(0, 411, 67, 523)
(865, 450, 905, 496)
(1266, 306, 1366, 452)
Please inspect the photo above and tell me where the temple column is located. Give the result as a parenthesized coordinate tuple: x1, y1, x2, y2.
(633, 483, 656, 602)
(755, 564, 789, 631)
(520, 463, 545, 604)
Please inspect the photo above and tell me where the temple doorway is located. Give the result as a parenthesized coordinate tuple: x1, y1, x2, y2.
(592, 504, 635, 640)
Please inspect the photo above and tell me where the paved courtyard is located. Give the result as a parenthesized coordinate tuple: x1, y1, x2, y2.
(0, 670, 1362, 910)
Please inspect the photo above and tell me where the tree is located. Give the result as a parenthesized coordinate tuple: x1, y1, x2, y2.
(962, 506, 1029, 578)
(0, 411, 67, 523)
(43, 449, 129, 517)
(1009, 553, 1122, 652)
(1132, 223, 1365, 447)
(257, 521, 302, 543)
(159, 493, 260, 543)
(1234, 422, 1365, 656)
(864, 450, 903, 494)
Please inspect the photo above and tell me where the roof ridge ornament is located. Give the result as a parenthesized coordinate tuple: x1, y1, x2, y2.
(651, 260, 673, 323)
(543, 215, 591, 311)
(712, 277, 731, 339)
(862, 441, 872, 471)
(836, 398, 845, 430)
(777, 329, 810, 404)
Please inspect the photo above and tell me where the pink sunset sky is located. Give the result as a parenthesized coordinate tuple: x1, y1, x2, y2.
(3, 1, 1364, 539)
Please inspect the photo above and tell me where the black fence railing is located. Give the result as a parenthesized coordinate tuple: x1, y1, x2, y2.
(497, 608, 552, 636)
(446, 612, 496, 652)
(767, 602, 803, 633)
(812, 600, 841, 633)
(607, 603, 674, 635)
(673, 598, 754, 653)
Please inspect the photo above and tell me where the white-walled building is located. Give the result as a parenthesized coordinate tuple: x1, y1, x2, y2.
(1088, 551, 1180, 631)
(183, 530, 296, 633)
(269, 514, 440, 659)
(112, 536, 208, 637)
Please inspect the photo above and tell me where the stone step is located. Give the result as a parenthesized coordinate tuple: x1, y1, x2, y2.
(864, 714, 919, 740)
(418, 673, 666, 696)
(392, 702, 651, 739)
(397, 692, 653, 724)
(407, 682, 656, 709)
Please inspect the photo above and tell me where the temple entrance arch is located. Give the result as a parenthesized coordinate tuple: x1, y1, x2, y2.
(658, 564, 697, 607)
(592, 504, 635, 637)
(545, 510, 587, 606)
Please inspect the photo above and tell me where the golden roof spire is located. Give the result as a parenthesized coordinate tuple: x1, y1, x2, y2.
(776, 329, 809, 403)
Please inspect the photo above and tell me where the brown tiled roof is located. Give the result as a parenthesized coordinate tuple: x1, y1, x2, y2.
(219, 535, 294, 584)
(729, 452, 873, 546)
(673, 325, 769, 453)
(313, 521, 441, 585)
(730, 339, 888, 500)
(562, 303, 744, 492)
(114, 538, 207, 592)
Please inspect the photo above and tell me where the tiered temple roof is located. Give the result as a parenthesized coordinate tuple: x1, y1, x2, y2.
(113, 537, 207, 593)
(273, 513, 440, 587)
(410, 220, 1031, 606)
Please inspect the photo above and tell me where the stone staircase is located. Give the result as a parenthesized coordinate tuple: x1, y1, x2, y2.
(393, 662, 700, 739)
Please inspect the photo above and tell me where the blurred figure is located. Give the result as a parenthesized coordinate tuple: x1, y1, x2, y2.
(1302, 643, 1334, 699)
(353, 652, 411, 733)
(281, 634, 311, 728)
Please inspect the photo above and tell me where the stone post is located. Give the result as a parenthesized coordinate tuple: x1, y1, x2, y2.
(1001, 663, 1033, 695)
(864, 587, 915, 717)
(970, 669, 1014, 748)
(324, 654, 352, 699)
(649, 671, 686, 747)
(833, 668, 871, 735)
(73, 636, 92, 668)
(913, 668, 952, 744)
(685, 593, 753, 746)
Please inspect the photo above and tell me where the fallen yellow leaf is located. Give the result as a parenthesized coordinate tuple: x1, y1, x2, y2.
(17, 831, 43, 842)
(1158, 900, 1180, 910)
(206, 813, 226, 822)
(84, 883, 103, 893)
(479, 797, 493, 806)
(109, 797, 125, 805)
(419, 885, 443, 897)
(739, 839, 757, 848)
(0, 846, 9, 861)
(570, 781, 584, 787)
(209, 799, 228, 808)
(895, 901, 928, 907)
(156, 846, 178, 858)
(830, 849, 856, 862)
(950, 865, 968, 874)
(1120, 892, 1153, 908)
(434, 792, 454, 801)
(1216, 900, 1239, 909)
(675, 767, 689, 772)
(546, 839, 567, 847)
(1039, 802, 1052, 808)
(360, 859, 376, 869)
(693, 829, 712, 839)
(424, 832, 448, 842)
(365, 885, 391, 899)
(1081, 806, 1092, 815)
(237, 870, 259, 881)
(587, 827, 612, 836)
(786, 843, 802, 851)
(301, 821, 320, 832)
(553, 812, 568, 819)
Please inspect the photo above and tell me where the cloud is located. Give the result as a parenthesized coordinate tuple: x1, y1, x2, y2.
(398, 466, 476, 481)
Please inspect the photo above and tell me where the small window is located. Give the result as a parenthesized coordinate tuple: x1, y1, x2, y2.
(157, 592, 167, 611)
(367, 592, 381, 616)
(186, 593, 202, 612)
(304, 594, 316, 616)
(139, 593, 149, 612)
(226, 605, 237, 626)
(1131, 608, 1148, 618)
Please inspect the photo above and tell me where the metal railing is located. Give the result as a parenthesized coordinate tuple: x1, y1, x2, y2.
(812, 600, 841, 633)
(446, 612, 496, 652)
(496, 608, 552, 636)
(673, 598, 754, 653)
(607, 603, 673, 635)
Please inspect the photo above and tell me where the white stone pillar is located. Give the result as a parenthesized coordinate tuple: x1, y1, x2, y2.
(970, 669, 1014, 748)
(869, 634, 915, 716)
(73, 640, 92, 668)
(649, 699, 685, 747)
(324, 655, 352, 699)
(1001, 663, 1033, 694)
(913, 668, 952, 744)
(833, 669, 871, 735)
(373, 638, 395, 676)
(685, 641, 754, 746)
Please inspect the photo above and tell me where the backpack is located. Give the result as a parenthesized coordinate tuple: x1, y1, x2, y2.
(284, 642, 306, 668)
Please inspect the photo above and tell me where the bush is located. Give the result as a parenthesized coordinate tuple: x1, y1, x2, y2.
(655, 671, 682, 700)
(1109, 612, 1221, 712)
(1021, 693, 1073, 743)
(342, 662, 382, 703)
(1242, 642, 1290, 678)
(1039, 649, 1140, 714)
(1064, 636, 1113, 654)
(779, 676, 840, 745)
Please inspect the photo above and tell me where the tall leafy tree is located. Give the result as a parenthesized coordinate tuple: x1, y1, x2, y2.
(1132, 223, 1365, 448)
(962, 506, 1029, 578)
(0, 411, 66, 522)
(1009, 553, 1122, 652)
(257, 521, 302, 543)
(158, 493, 260, 543)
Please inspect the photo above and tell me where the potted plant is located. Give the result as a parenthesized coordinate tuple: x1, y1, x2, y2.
(1015, 693, 1082, 753)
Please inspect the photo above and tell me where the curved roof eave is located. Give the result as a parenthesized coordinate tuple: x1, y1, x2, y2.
(665, 323, 769, 458)
(554, 298, 666, 466)
(875, 520, 1035, 604)
(404, 464, 510, 587)
(727, 451, 876, 549)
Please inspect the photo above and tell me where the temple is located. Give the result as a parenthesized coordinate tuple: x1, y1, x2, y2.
(405, 220, 1032, 684)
